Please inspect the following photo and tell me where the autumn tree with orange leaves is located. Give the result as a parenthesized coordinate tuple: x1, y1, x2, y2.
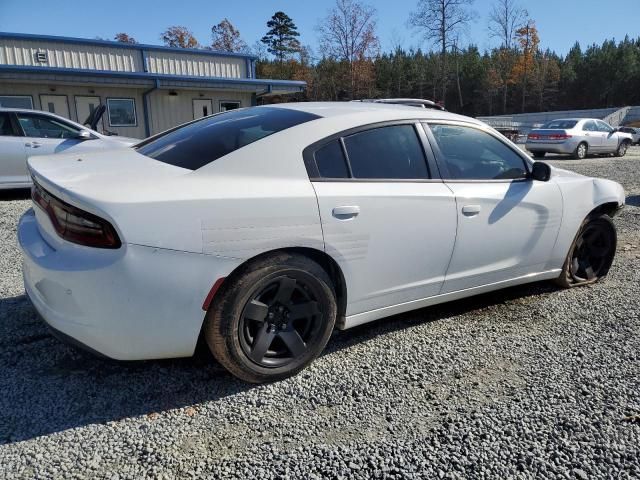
(511, 20, 540, 112)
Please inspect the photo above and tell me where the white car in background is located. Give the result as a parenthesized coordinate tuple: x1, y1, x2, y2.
(18, 103, 625, 383)
(0, 108, 138, 189)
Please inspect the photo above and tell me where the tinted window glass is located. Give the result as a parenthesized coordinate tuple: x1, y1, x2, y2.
(429, 124, 527, 180)
(107, 98, 136, 126)
(0, 95, 33, 109)
(315, 140, 349, 178)
(543, 120, 577, 129)
(343, 125, 428, 179)
(0, 113, 16, 136)
(17, 114, 79, 139)
(136, 107, 319, 170)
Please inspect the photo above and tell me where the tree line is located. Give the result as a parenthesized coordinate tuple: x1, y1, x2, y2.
(110, 0, 640, 117)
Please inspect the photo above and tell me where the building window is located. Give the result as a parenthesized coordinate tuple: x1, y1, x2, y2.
(0, 95, 33, 109)
(220, 100, 241, 112)
(107, 98, 137, 127)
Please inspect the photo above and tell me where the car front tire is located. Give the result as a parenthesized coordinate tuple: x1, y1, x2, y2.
(555, 214, 617, 288)
(615, 141, 630, 157)
(204, 252, 337, 383)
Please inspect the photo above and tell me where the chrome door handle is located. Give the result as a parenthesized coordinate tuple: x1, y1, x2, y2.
(27, 141, 41, 148)
(462, 205, 481, 216)
(332, 205, 360, 219)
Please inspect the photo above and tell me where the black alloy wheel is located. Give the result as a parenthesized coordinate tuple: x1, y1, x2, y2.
(204, 252, 337, 383)
(239, 275, 322, 368)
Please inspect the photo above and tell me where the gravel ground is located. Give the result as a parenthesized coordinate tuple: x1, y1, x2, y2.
(1, 149, 639, 479)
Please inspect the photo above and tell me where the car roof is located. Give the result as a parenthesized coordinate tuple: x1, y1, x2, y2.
(267, 101, 479, 124)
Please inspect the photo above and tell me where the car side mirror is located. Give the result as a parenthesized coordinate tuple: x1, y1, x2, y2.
(76, 130, 92, 140)
(530, 161, 551, 182)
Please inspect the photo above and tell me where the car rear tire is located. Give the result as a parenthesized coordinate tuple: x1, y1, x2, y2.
(532, 152, 546, 159)
(615, 141, 630, 157)
(555, 215, 616, 288)
(204, 252, 337, 383)
(573, 142, 588, 160)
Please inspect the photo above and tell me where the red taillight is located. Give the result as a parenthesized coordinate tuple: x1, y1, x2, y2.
(528, 133, 540, 140)
(548, 134, 572, 140)
(31, 182, 121, 249)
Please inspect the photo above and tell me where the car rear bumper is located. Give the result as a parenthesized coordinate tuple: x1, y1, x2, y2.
(18, 208, 240, 360)
(525, 140, 578, 154)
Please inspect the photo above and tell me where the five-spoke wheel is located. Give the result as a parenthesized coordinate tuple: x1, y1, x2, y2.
(204, 253, 337, 383)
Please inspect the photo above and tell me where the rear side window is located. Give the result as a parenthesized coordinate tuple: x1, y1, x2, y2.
(314, 140, 349, 178)
(343, 125, 429, 179)
(136, 107, 319, 170)
(428, 124, 527, 180)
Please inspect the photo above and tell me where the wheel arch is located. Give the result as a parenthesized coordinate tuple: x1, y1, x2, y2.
(588, 201, 622, 219)
(202, 246, 348, 327)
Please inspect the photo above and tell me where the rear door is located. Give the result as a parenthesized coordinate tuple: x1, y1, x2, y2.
(425, 122, 562, 293)
(0, 112, 28, 187)
(308, 122, 458, 316)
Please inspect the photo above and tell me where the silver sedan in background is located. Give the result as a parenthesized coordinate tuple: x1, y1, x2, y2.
(526, 118, 633, 159)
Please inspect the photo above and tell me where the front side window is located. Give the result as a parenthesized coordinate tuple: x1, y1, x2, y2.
(107, 98, 137, 127)
(17, 114, 79, 139)
(136, 106, 319, 170)
(596, 120, 614, 133)
(0, 113, 17, 136)
(343, 125, 429, 179)
(428, 124, 528, 180)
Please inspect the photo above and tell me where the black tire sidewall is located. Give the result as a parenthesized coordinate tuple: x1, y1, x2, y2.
(556, 214, 617, 288)
(205, 253, 337, 383)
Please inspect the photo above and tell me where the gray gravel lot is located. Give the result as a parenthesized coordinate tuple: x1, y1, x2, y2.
(1, 149, 639, 479)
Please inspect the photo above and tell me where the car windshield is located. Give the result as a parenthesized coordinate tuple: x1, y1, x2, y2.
(136, 107, 320, 170)
(542, 120, 578, 129)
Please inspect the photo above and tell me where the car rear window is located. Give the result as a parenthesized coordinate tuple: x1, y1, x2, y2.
(542, 120, 577, 129)
(136, 107, 319, 170)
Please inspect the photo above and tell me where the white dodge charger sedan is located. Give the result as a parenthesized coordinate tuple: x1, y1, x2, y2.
(18, 103, 625, 383)
(1, 108, 138, 189)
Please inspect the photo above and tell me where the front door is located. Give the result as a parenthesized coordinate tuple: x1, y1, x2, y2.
(0, 112, 28, 187)
(75, 96, 103, 129)
(425, 122, 562, 293)
(310, 123, 458, 316)
(193, 99, 213, 119)
(39, 95, 70, 119)
(596, 120, 618, 152)
(16, 112, 83, 159)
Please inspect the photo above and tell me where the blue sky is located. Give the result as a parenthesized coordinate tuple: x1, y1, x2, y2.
(1, 0, 638, 57)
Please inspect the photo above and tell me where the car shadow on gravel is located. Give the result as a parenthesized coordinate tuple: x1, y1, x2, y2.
(0, 189, 30, 201)
(0, 280, 561, 444)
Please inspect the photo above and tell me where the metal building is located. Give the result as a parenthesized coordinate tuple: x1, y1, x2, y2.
(0, 32, 306, 139)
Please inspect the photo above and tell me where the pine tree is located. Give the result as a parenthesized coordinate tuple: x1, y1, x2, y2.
(261, 11, 301, 62)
